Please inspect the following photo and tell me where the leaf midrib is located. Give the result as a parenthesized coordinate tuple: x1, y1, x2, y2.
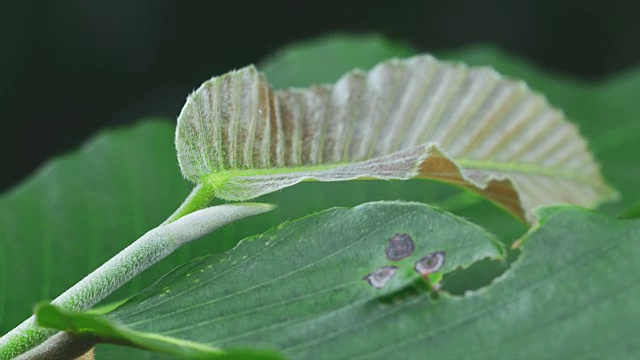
(201, 155, 606, 190)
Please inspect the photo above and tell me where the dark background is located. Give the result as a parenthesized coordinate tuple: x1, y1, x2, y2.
(1, 0, 639, 193)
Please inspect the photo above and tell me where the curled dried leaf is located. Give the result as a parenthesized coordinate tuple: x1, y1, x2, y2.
(176, 55, 618, 222)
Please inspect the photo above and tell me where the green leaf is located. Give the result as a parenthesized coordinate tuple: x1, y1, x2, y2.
(176, 52, 615, 222)
(35, 303, 283, 360)
(36, 201, 504, 358)
(38, 203, 640, 359)
(258, 33, 416, 89)
(622, 202, 640, 219)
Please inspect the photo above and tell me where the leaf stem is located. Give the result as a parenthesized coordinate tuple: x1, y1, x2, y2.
(164, 183, 217, 224)
(0, 199, 273, 359)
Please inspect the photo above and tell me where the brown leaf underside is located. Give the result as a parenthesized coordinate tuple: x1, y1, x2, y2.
(418, 155, 524, 220)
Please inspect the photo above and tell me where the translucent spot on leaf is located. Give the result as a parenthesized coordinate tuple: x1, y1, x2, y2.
(385, 233, 415, 261)
(186, 273, 192, 277)
(363, 266, 398, 289)
(207, 264, 213, 269)
(414, 251, 445, 275)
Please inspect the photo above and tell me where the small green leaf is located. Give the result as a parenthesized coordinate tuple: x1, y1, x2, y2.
(35, 303, 284, 360)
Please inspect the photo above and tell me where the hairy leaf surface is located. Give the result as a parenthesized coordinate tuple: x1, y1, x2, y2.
(177, 55, 617, 221)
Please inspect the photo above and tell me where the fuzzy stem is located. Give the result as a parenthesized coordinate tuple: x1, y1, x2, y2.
(0, 202, 273, 359)
(164, 183, 216, 224)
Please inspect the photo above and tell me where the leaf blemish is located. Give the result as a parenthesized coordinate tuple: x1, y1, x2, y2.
(385, 233, 415, 261)
(414, 251, 446, 276)
(363, 266, 398, 289)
